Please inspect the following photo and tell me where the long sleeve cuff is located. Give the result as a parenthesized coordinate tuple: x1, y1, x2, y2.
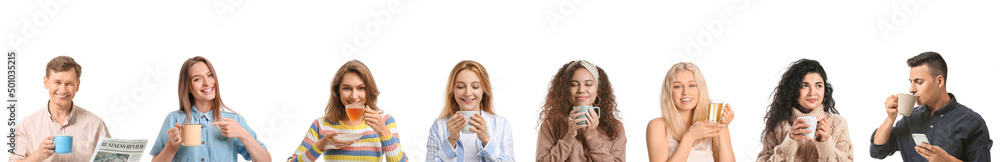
(773, 133, 801, 160)
(478, 138, 501, 161)
(868, 130, 893, 159)
(439, 138, 458, 161)
(379, 134, 405, 161)
(815, 139, 837, 160)
(585, 136, 608, 151)
(557, 135, 578, 150)
(380, 134, 398, 147)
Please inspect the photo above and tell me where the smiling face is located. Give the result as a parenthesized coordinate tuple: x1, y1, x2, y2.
(569, 68, 598, 106)
(44, 69, 80, 107)
(797, 73, 825, 110)
(909, 64, 943, 106)
(188, 62, 217, 103)
(339, 72, 367, 106)
(453, 69, 483, 111)
(670, 71, 698, 111)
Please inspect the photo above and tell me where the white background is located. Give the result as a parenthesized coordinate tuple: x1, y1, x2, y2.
(3, 0, 998, 161)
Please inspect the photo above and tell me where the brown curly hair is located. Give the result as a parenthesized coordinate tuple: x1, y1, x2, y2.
(538, 61, 623, 139)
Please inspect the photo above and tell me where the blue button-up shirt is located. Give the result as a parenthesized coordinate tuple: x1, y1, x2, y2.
(870, 93, 992, 161)
(150, 106, 266, 162)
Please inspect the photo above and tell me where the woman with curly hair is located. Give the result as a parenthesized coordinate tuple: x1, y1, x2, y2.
(535, 60, 625, 162)
(757, 59, 853, 162)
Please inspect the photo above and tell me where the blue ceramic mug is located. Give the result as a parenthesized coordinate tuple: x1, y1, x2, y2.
(53, 135, 73, 154)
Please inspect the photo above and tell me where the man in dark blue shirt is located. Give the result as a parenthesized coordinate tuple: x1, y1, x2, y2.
(870, 52, 992, 161)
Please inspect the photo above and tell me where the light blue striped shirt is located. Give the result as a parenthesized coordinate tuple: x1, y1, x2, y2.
(426, 110, 514, 162)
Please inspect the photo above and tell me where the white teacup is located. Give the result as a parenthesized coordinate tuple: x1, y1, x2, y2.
(458, 111, 478, 134)
(897, 93, 917, 116)
(797, 117, 818, 139)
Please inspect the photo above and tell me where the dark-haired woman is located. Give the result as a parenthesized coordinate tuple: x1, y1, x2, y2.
(536, 60, 625, 162)
(757, 59, 852, 162)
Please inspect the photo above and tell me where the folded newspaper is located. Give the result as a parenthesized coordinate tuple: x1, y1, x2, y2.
(89, 138, 149, 162)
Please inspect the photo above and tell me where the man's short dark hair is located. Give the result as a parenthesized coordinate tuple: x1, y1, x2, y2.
(907, 51, 947, 82)
(46, 56, 82, 79)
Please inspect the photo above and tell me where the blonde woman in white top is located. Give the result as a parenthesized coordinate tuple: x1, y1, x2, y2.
(646, 62, 735, 162)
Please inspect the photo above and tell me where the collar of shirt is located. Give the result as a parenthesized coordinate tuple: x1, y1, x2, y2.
(190, 105, 215, 122)
(44, 101, 78, 126)
(919, 93, 957, 118)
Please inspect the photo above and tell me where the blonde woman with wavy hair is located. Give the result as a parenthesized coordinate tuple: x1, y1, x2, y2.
(426, 60, 514, 162)
(646, 62, 735, 162)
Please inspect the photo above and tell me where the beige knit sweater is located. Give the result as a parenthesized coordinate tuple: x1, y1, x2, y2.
(757, 107, 853, 162)
(535, 120, 627, 162)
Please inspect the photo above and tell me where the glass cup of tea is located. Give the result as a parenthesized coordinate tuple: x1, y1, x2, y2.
(708, 99, 725, 123)
(345, 105, 366, 121)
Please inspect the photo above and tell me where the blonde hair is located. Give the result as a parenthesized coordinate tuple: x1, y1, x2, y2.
(660, 62, 711, 143)
(438, 60, 494, 119)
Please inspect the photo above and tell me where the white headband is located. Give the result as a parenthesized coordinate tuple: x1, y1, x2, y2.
(568, 60, 599, 85)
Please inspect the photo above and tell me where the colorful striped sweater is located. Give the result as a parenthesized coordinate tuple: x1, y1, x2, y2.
(288, 114, 408, 162)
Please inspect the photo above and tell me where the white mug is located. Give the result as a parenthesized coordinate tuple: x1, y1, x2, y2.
(796, 117, 818, 139)
(458, 111, 478, 134)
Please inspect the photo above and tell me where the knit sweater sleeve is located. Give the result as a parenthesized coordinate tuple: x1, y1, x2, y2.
(816, 114, 853, 161)
(757, 122, 800, 162)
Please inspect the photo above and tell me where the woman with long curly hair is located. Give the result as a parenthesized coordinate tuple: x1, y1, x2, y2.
(757, 59, 853, 162)
(536, 60, 625, 162)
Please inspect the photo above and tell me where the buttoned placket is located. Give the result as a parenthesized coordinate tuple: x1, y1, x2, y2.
(191, 107, 213, 162)
(201, 114, 207, 162)
(51, 108, 73, 135)
(927, 111, 946, 145)
(49, 107, 73, 161)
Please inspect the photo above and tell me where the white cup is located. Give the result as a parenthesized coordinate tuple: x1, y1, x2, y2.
(458, 111, 478, 134)
(897, 93, 917, 116)
(797, 117, 818, 139)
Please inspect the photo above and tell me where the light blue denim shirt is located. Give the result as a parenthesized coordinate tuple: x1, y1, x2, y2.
(150, 106, 266, 162)
(426, 110, 514, 162)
